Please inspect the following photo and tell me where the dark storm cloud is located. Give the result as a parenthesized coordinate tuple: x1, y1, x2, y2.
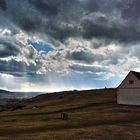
(0, 0, 7, 11)
(44, 21, 80, 41)
(121, 0, 140, 20)
(0, 40, 20, 57)
(27, 0, 83, 41)
(0, 59, 38, 77)
(81, 0, 98, 12)
(65, 50, 104, 64)
(1, 0, 140, 43)
(66, 50, 95, 63)
(28, 0, 81, 17)
(70, 64, 107, 73)
(81, 13, 140, 42)
(28, 0, 60, 16)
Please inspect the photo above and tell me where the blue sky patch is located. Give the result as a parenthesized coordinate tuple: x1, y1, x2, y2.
(27, 40, 54, 53)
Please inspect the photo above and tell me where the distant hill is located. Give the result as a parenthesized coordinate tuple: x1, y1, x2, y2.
(0, 89, 44, 99)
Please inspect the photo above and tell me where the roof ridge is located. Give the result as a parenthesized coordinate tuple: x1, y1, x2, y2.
(130, 70, 140, 73)
(131, 71, 140, 81)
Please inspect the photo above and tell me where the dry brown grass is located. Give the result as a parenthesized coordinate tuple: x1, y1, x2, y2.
(0, 88, 140, 140)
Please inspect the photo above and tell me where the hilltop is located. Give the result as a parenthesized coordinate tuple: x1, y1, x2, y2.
(0, 88, 140, 140)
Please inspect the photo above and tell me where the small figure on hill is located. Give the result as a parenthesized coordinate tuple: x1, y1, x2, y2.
(60, 113, 68, 120)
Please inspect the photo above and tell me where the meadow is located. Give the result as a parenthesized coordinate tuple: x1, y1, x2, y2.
(0, 88, 140, 140)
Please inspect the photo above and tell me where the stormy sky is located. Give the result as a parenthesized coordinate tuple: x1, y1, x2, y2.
(0, 0, 140, 92)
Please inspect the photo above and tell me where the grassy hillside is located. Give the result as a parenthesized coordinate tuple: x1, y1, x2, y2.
(0, 88, 140, 140)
